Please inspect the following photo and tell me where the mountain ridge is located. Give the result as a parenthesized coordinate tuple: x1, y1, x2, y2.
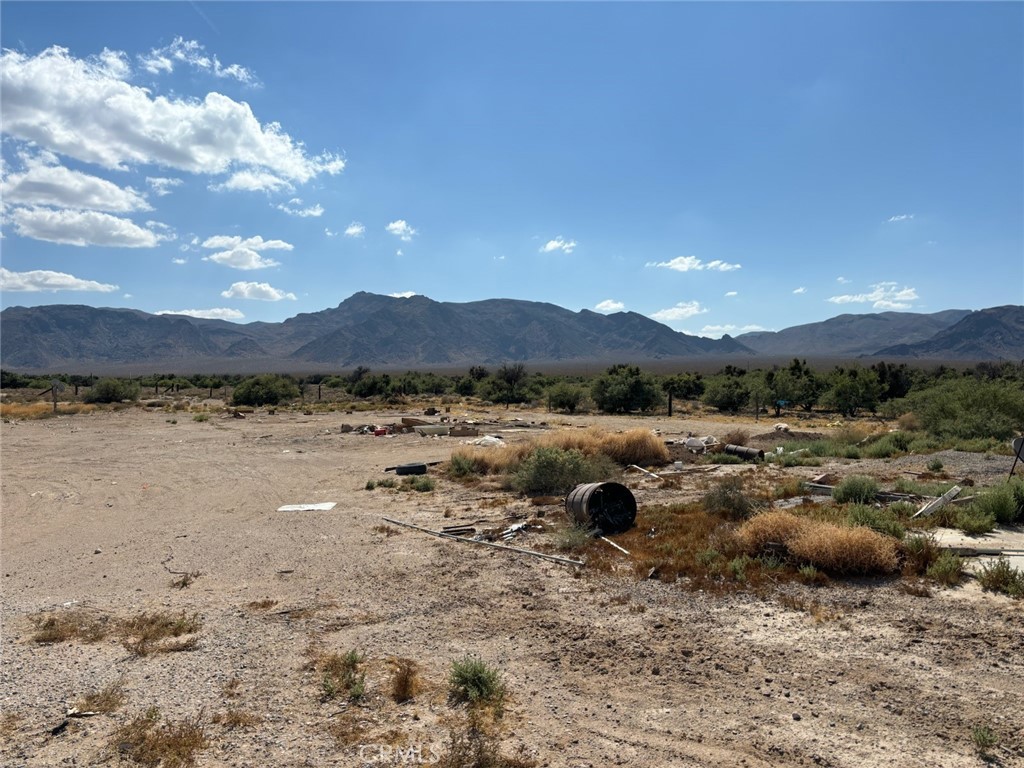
(1, 295, 1021, 373)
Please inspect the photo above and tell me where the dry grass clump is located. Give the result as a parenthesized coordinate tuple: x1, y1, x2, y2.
(738, 511, 899, 575)
(30, 610, 112, 643)
(120, 612, 202, 656)
(109, 707, 208, 768)
(787, 525, 899, 575)
(211, 709, 262, 729)
(319, 649, 366, 702)
(720, 428, 750, 448)
(76, 680, 126, 713)
(0, 402, 96, 419)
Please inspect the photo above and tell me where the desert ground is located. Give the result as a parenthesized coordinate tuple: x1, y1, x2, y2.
(1, 402, 1022, 767)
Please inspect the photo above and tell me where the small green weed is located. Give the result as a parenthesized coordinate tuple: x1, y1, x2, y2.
(832, 475, 879, 504)
(975, 557, 1024, 598)
(449, 656, 505, 707)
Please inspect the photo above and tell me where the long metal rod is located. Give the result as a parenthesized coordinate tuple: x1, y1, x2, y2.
(381, 516, 584, 567)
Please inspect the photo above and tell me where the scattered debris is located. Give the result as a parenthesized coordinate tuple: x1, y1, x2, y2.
(468, 435, 505, 447)
(774, 423, 791, 432)
(625, 464, 661, 480)
(384, 461, 442, 475)
(684, 436, 719, 454)
(599, 536, 630, 555)
(912, 485, 962, 519)
(566, 482, 637, 534)
(381, 516, 583, 567)
(276, 503, 337, 512)
(724, 444, 765, 461)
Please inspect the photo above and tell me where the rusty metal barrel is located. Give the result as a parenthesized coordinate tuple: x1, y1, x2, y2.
(723, 444, 765, 461)
(565, 482, 637, 534)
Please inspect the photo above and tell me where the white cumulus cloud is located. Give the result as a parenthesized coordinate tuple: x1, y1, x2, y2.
(220, 281, 296, 301)
(3, 158, 151, 212)
(540, 236, 576, 254)
(887, 213, 914, 223)
(646, 256, 741, 272)
(156, 307, 245, 320)
(725, 291, 738, 297)
(172, 257, 187, 265)
(386, 219, 417, 241)
(138, 37, 256, 84)
(388, 291, 416, 298)
(1, 46, 344, 184)
(0, 266, 118, 292)
(793, 286, 807, 294)
(344, 221, 365, 238)
(201, 234, 292, 270)
(276, 198, 323, 217)
(594, 299, 625, 313)
(7, 207, 173, 247)
(650, 301, 708, 323)
(836, 276, 851, 284)
(827, 282, 919, 310)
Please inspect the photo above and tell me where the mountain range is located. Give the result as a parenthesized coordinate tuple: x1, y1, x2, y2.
(1, 293, 1021, 373)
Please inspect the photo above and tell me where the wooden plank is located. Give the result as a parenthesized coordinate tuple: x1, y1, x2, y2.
(912, 485, 962, 519)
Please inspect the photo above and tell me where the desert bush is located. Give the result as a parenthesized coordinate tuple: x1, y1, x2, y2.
(449, 657, 505, 706)
(926, 458, 944, 473)
(954, 508, 996, 536)
(925, 551, 964, 586)
(720, 429, 750, 448)
(76, 680, 126, 714)
(832, 475, 879, 504)
(546, 382, 585, 413)
(109, 707, 208, 767)
(401, 476, 436, 493)
(552, 524, 592, 553)
(121, 611, 202, 656)
(31, 610, 112, 643)
(511, 446, 615, 495)
(211, 709, 262, 729)
(847, 504, 905, 540)
(321, 650, 366, 702)
(231, 374, 299, 407)
(975, 557, 1024, 598)
(590, 364, 662, 414)
(84, 377, 140, 403)
(901, 533, 941, 576)
(896, 378, 1024, 441)
(702, 476, 755, 521)
(589, 429, 669, 466)
(787, 525, 899, 575)
(970, 483, 1024, 526)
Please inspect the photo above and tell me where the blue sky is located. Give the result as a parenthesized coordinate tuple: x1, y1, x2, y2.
(1, 2, 1021, 338)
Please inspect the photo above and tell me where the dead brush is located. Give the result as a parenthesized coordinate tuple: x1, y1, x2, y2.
(109, 707, 208, 768)
(319, 649, 366, 702)
(30, 609, 112, 644)
(778, 594, 843, 622)
(390, 658, 420, 703)
(120, 611, 202, 657)
(211, 709, 262, 729)
(720, 428, 750, 448)
(75, 680, 126, 713)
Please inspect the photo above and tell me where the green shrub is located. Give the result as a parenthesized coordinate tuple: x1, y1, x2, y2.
(449, 657, 504, 705)
(970, 483, 1024, 526)
(231, 375, 299, 407)
(511, 446, 615, 495)
(401, 476, 435, 493)
(975, 557, 1024, 598)
(546, 382, 585, 414)
(702, 476, 754, 521)
(832, 475, 879, 504)
(898, 378, 1024, 441)
(590, 365, 662, 414)
(84, 378, 140, 404)
(971, 725, 998, 753)
(925, 551, 964, 586)
(926, 458, 944, 473)
(955, 507, 996, 536)
(321, 650, 365, 702)
(901, 533, 940, 576)
(847, 504, 905, 539)
(552, 524, 592, 552)
(192, 412, 209, 423)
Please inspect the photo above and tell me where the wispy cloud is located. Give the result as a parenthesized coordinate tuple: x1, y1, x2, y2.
(836, 276, 851, 284)
(396, 249, 404, 257)
(276, 198, 323, 217)
(887, 213, 914, 223)
(793, 286, 807, 294)
(201, 234, 292, 270)
(699, 323, 768, 339)
(172, 257, 187, 265)
(650, 301, 708, 323)
(3, 155, 151, 212)
(594, 299, 625, 313)
(540, 236, 577, 254)
(724, 291, 738, 297)
(385, 219, 417, 241)
(156, 307, 245, 320)
(827, 282, 919, 310)
(388, 291, 416, 298)
(0, 266, 118, 292)
(147, 177, 183, 197)
(138, 37, 256, 84)
(646, 256, 741, 272)
(344, 221, 365, 238)
(220, 281, 296, 301)
(324, 227, 337, 237)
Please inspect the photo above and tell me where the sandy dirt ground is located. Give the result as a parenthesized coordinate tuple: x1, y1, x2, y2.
(2, 404, 1022, 767)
